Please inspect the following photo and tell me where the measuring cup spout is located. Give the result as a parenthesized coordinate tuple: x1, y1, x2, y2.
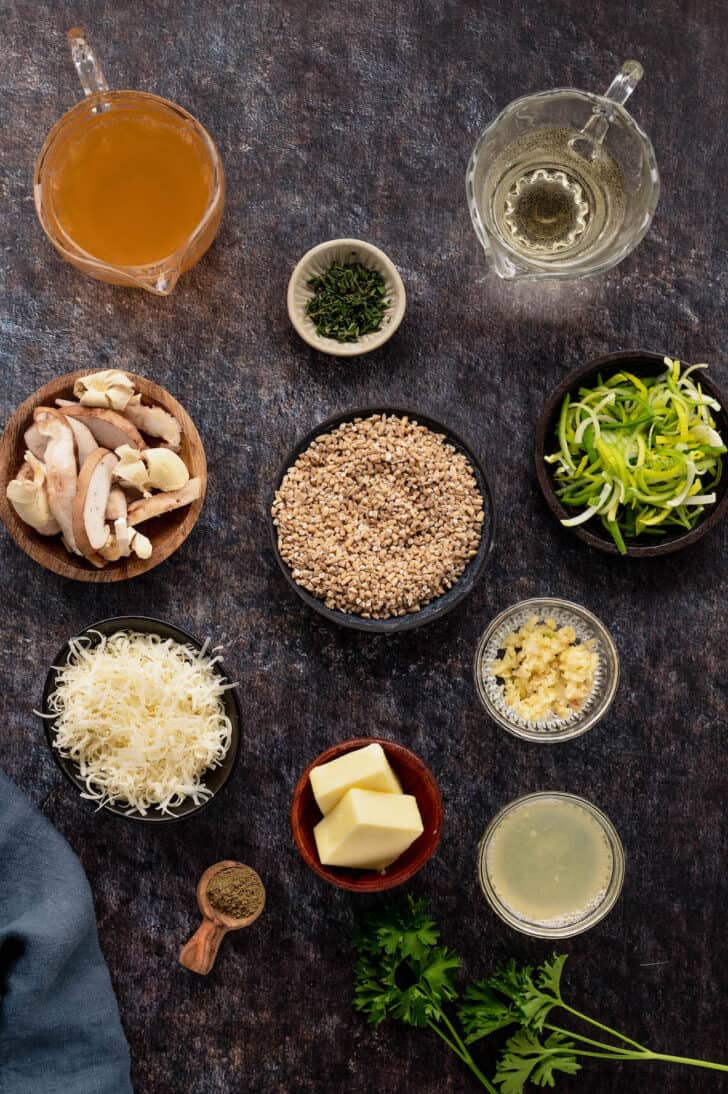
(146, 261, 183, 296)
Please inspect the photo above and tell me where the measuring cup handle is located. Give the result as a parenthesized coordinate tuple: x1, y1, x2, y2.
(579, 60, 644, 146)
(602, 60, 644, 108)
(67, 27, 109, 97)
(179, 918, 227, 975)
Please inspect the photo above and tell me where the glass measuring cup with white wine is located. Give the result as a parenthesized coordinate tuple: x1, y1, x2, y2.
(466, 62, 659, 280)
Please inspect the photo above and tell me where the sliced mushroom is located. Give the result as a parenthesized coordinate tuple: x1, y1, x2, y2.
(71, 448, 119, 558)
(24, 423, 49, 461)
(34, 408, 78, 552)
(99, 518, 152, 562)
(73, 370, 136, 411)
(58, 405, 145, 451)
(106, 486, 128, 522)
(113, 444, 151, 495)
(66, 416, 98, 466)
(6, 452, 61, 536)
(114, 516, 132, 557)
(130, 528, 153, 559)
(144, 448, 189, 492)
(124, 395, 182, 451)
(127, 477, 202, 526)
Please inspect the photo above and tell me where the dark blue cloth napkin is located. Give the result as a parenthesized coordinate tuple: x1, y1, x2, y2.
(0, 770, 132, 1094)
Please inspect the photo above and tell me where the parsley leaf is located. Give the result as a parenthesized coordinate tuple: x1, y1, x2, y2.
(460, 980, 519, 1043)
(495, 1030, 581, 1094)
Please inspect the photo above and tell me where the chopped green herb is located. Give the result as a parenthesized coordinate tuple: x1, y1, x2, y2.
(306, 259, 390, 343)
(545, 357, 725, 553)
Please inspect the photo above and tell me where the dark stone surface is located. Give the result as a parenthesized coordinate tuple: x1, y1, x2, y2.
(1, 2, 727, 1092)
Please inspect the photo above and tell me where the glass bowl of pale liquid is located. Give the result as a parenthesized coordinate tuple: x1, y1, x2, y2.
(477, 792, 625, 938)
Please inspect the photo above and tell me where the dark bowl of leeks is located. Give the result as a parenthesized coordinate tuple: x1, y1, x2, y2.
(535, 351, 728, 557)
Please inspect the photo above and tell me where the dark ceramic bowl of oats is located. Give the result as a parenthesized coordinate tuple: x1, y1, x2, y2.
(269, 408, 495, 633)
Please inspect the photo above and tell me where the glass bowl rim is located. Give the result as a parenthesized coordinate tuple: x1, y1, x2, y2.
(473, 596, 619, 742)
(477, 790, 625, 938)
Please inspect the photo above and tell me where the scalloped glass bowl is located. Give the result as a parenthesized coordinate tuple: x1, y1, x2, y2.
(474, 597, 619, 743)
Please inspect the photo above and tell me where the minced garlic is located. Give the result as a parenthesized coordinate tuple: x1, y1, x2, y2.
(490, 615, 598, 721)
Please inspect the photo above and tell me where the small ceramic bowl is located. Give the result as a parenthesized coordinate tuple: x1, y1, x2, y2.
(535, 351, 728, 556)
(0, 369, 207, 581)
(270, 406, 495, 633)
(287, 238, 406, 356)
(291, 737, 443, 892)
(41, 616, 241, 823)
(474, 598, 619, 743)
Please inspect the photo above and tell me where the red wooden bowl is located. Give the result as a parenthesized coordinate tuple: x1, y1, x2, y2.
(291, 737, 443, 892)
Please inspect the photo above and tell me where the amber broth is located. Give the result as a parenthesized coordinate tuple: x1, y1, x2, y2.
(48, 105, 214, 267)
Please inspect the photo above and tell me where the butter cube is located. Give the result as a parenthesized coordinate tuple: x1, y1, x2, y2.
(313, 788, 424, 871)
(310, 743, 401, 815)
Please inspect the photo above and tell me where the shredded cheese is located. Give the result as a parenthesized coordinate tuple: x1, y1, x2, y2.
(44, 630, 234, 816)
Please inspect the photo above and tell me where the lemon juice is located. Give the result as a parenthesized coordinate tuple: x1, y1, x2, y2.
(479, 793, 623, 936)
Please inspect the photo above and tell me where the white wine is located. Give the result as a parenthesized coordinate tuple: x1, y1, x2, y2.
(483, 127, 626, 265)
(484, 795, 615, 929)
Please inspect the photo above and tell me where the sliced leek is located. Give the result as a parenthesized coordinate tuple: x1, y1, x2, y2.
(546, 358, 725, 554)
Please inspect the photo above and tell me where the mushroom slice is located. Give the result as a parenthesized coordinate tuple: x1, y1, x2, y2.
(114, 516, 132, 557)
(144, 448, 189, 491)
(6, 452, 60, 536)
(73, 370, 136, 411)
(130, 528, 153, 559)
(34, 408, 78, 552)
(123, 395, 182, 451)
(113, 444, 150, 495)
(66, 416, 98, 466)
(23, 423, 49, 461)
(106, 486, 128, 522)
(58, 405, 145, 451)
(72, 448, 119, 558)
(127, 477, 202, 526)
(99, 519, 153, 562)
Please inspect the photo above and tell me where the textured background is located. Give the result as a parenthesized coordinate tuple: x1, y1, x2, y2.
(1, 1, 727, 1092)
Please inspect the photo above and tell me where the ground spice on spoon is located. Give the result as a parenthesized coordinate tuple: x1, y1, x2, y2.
(206, 865, 265, 920)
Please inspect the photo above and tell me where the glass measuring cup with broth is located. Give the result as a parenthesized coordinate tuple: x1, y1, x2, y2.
(34, 29, 224, 295)
(466, 61, 659, 280)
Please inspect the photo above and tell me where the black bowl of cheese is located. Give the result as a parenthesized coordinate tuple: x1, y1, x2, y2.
(40, 616, 241, 822)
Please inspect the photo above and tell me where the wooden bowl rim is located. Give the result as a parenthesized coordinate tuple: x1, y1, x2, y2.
(534, 350, 728, 557)
(269, 405, 495, 631)
(290, 736, 443, 892)
(0, 368, 207, 581)
(40, 615, 241, 823)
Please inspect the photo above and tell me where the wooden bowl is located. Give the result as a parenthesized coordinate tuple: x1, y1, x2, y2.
(535, 351, 728, 557)
(270, 407, 495, 632)
(41, 616, 241, 822)
(0, 369, 206, 580)
(291, 737, 443, 892)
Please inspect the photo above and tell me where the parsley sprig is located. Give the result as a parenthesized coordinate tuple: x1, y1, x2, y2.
(353, 899, 728, 1092)
(353, 897, 496, 1091)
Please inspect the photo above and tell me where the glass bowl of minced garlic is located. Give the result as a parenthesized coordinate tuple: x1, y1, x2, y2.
(474, 598, 619, 743)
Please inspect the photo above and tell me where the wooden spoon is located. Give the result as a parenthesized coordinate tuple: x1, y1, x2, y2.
(179, 860, 265, 975)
